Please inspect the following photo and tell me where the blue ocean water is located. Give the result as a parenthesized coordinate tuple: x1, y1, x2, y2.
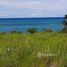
(0, 17, 64, 32)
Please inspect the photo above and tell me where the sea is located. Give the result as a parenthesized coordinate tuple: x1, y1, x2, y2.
(0, 17, 64, 32)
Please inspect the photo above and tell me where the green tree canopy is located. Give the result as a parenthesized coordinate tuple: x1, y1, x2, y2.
(63, 14, 67, 27)
(61, 14, 67, 32)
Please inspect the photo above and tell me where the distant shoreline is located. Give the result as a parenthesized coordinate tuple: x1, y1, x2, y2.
(0, 17, 64, 20)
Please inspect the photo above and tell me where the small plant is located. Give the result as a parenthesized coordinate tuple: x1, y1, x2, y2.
(10, 31, 22, 33)
(27, 27, 37, 33)
(42, 29, 53, 32)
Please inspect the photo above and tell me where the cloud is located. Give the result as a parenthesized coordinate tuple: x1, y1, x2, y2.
(0, 0, 66, 9)
(0, 14, 5, 17)
(0, 13, 8, 17)
(0, 0, 67, 17)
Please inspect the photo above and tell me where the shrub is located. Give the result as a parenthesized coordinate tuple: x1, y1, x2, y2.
(27, 27, 37, 33)
(61, 28, 67, 33)
(42, 29, 53, 32)
(10, 31, 22, 33)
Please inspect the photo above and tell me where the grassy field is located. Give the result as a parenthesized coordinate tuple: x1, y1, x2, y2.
(0, 32, 67, 67)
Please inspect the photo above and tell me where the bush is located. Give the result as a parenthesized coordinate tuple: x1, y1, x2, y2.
(61, 28, 67, 33)
(10, 31, 22, 33)
(42, 29, 53, 32)
(62, 20, 67, 26)
(27, 27, 37, 33)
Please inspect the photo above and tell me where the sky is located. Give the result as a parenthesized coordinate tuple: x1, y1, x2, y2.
(0, 0, 67, 18)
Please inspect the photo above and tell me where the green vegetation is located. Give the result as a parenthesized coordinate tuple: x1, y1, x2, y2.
(42, 29, 53, 32)
(27, 27, 37, 33)
(10, 31, 22, 33)
(62, 14, 67, 32)
(0, 32, 67, 67)
(0, 14, 67, 67)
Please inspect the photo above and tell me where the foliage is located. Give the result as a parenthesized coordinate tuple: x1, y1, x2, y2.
(42, 29, 53, 32)
(27, 27, 37, 33)
(0, 32, 67, 67)
(10, 31, 22, 33)
(62, 14, 67, 32)
(63, 14, 67, 26)
(61, 28, 67, 33)
(64, 14, 67, 19)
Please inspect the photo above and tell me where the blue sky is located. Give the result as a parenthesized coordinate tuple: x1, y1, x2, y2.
(0, 0, 67, 18)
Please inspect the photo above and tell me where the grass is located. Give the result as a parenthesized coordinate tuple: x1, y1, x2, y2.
(0, 32, 67, 67)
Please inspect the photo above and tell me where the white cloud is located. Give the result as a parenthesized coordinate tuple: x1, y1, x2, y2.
(0, 13, 8, 17)
(0, 0, 66, 10)
(0, 14, 5, 17)
(0, 0, 67, 17)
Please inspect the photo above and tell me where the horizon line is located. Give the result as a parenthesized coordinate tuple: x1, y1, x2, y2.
(0, 17, 64, 19)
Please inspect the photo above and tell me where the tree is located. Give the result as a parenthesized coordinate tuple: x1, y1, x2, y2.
(63, 14, 67, 27)
(61, 14, 67, 32)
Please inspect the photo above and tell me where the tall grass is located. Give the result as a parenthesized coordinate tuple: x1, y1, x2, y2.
(0, 32, 67, 67)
